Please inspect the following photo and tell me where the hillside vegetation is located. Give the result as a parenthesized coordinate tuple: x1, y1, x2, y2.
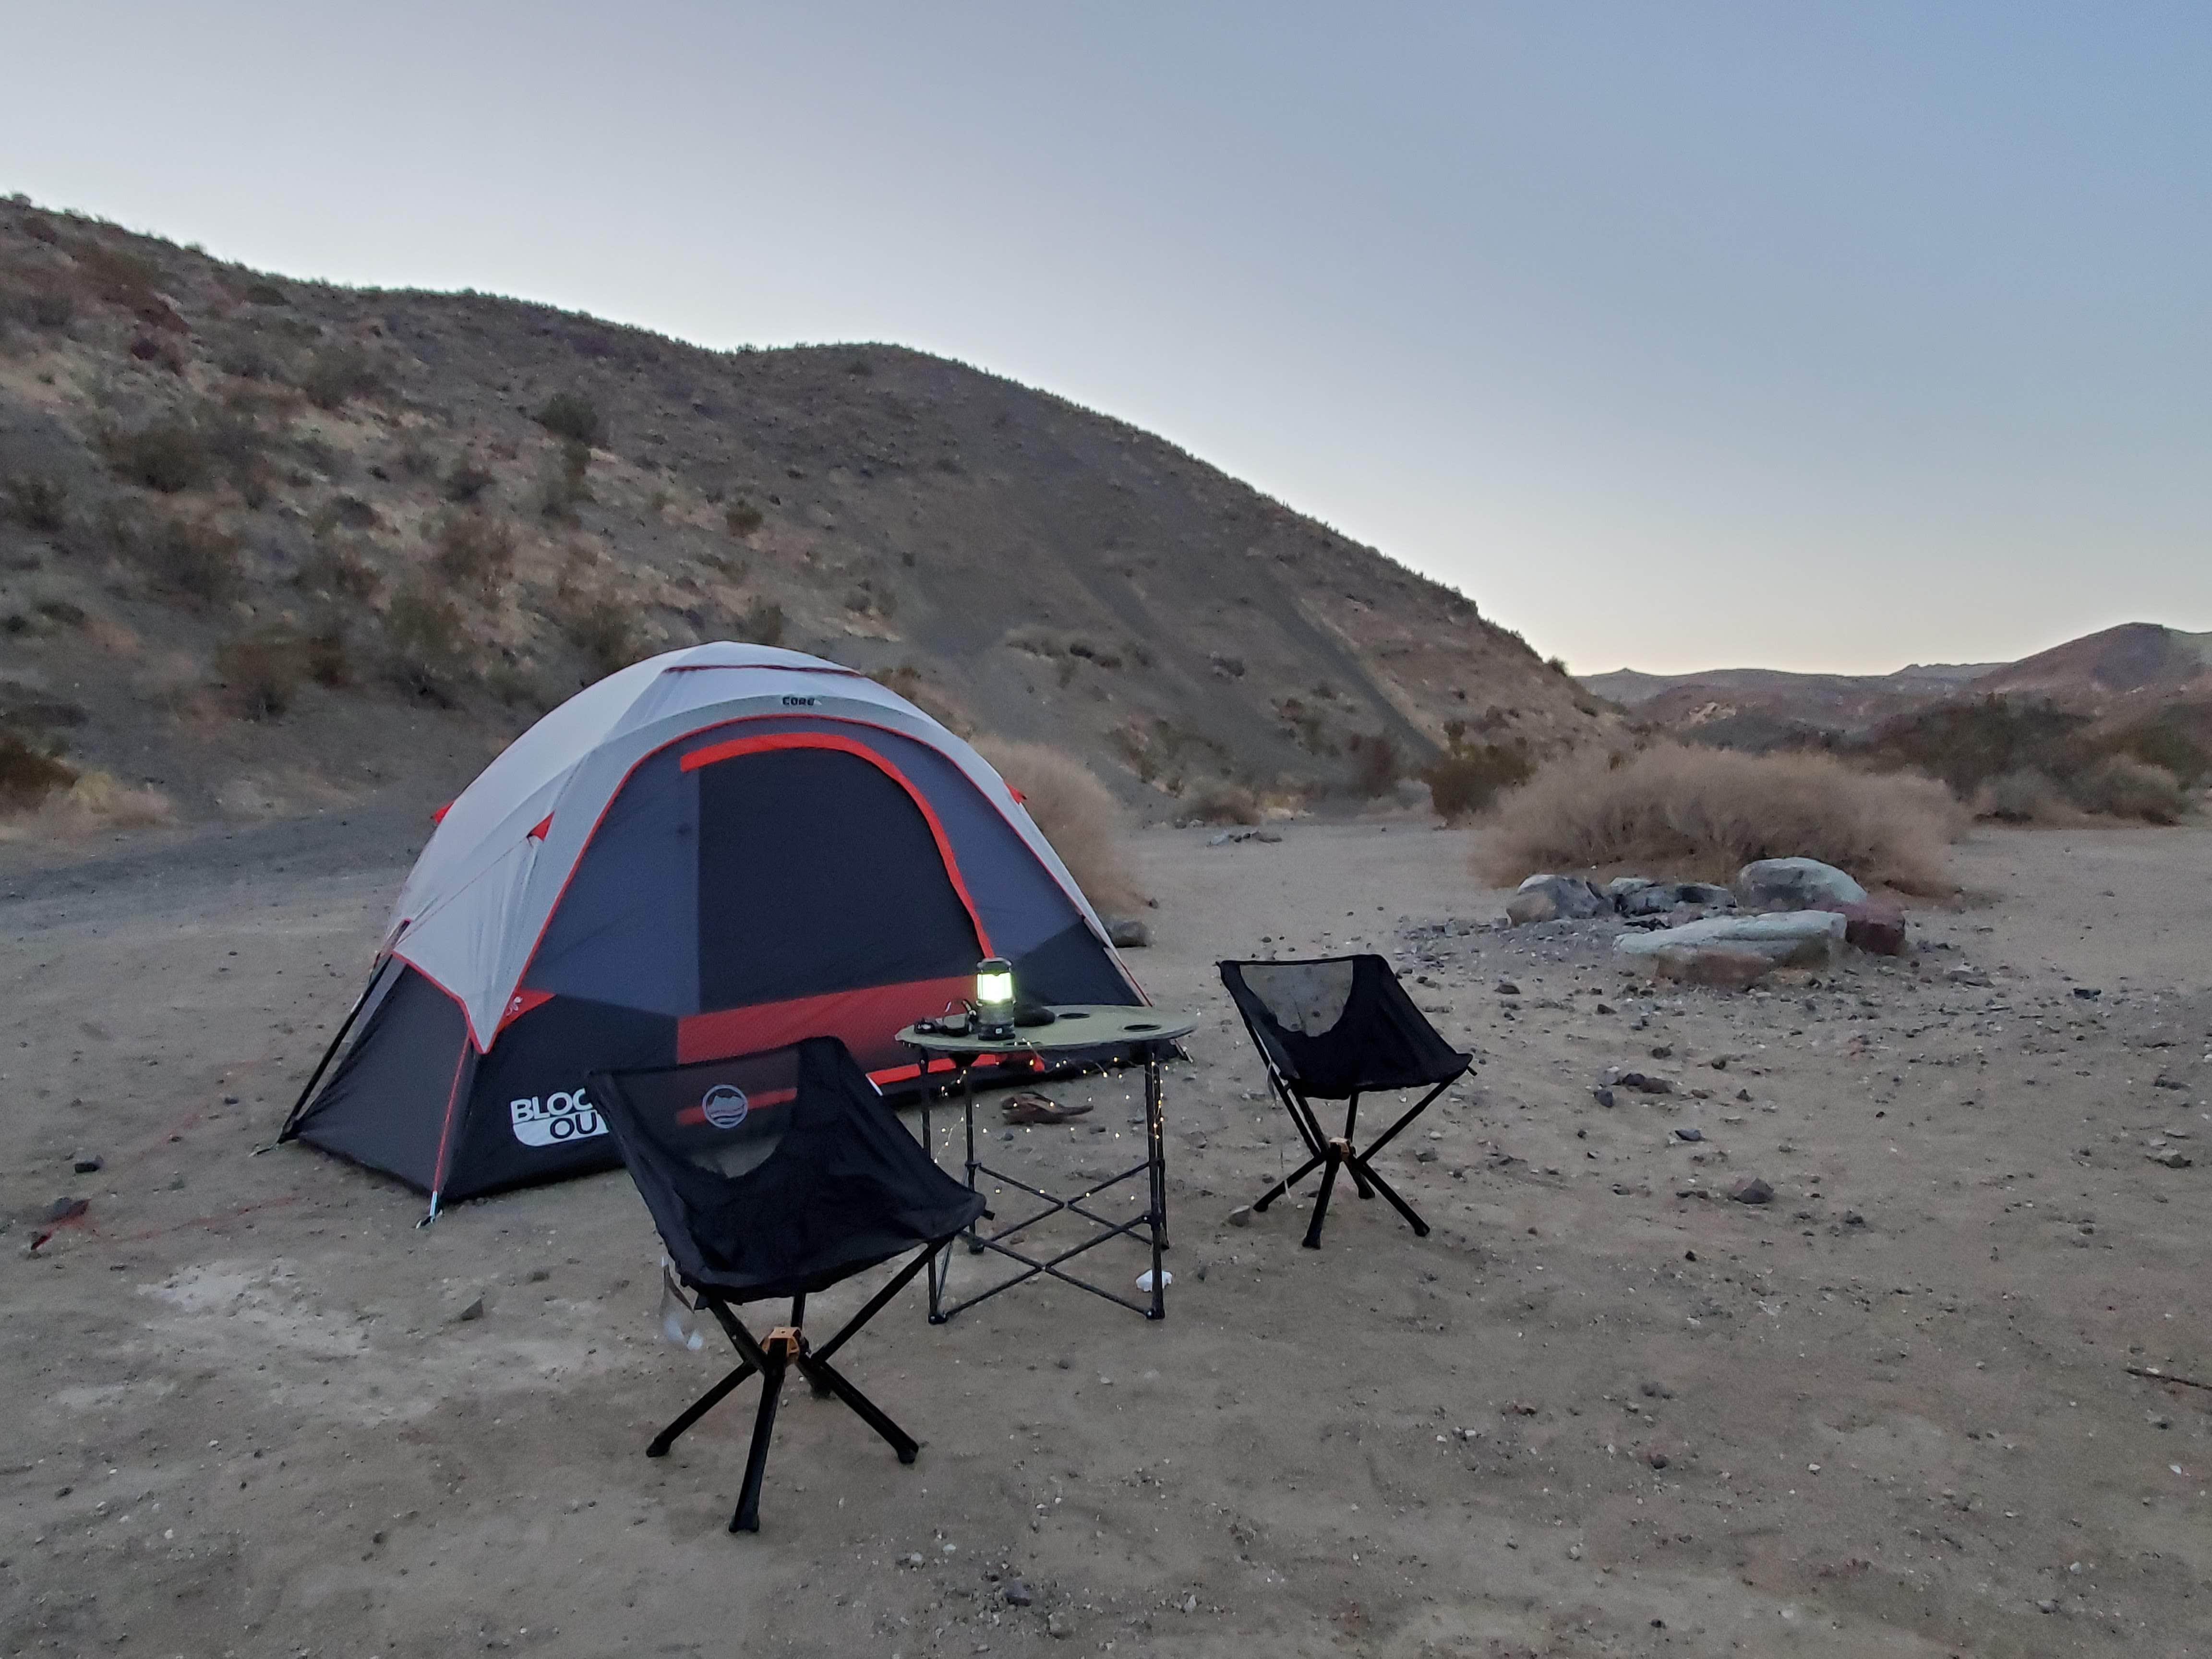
(0, 200, 1613, 832)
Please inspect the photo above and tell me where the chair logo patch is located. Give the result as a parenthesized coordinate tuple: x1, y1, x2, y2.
(509, 1088, 607, 1147)
(701, 1084, 750, 1130)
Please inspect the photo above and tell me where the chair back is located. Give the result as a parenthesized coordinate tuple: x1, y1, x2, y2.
(591, 1037, 984, 1301)
(1218, 955, 1470, 1099)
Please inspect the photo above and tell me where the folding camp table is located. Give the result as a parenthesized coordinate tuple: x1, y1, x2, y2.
(897, 1006, 1196, 1321)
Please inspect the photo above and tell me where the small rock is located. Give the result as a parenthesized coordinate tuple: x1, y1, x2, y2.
(1004, 1579, 1034, 1607)
(1046, 1609, 1074, 1639)
(43, 1196, 90, 1224)
(1672, 1127, 1703, 1143)
(1648, 1044, 1673, 1059)
(1843, 1210, 1866, 1226)
(902, 1551, 925, 1568)
(1414, 1147, 1437, 1163)
(2072, 986, 2102, 1001)
(72, 1155, 103, 1175)
(1495, 980, 1521, 996)
(2149, 1149, 2193, 1169)
(1643, 1448, 1671, 1469)
(526, 1267, 551, 1283)
(1616, 1072, 1673, 1095)
(1103, 915, 1151, 949)
(1729, 1177, 1774, 1205)
(1591, 1086, 1617, 1109)
(454, 1295, 487, 1322)
(1946, 965, 1992, 987)
(1226, 1205, 1253, 1227)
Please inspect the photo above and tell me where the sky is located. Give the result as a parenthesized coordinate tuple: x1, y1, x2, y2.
(7, 2, 2208, 674)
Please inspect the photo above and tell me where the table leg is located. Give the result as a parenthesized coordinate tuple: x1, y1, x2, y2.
(1146, 1047, 1166, 1320)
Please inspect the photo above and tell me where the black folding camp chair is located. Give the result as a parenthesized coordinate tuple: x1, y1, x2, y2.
(590, 1037, 984, 1533)
(1219, 955, 1471, 1250)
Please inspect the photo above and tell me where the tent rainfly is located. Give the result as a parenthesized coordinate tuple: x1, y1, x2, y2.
(282, 644, 1144, 1215)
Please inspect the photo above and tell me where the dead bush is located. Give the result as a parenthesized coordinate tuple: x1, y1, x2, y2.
(141, 513, 242, 601)
(1472, 743, 1960, 896)
(973, 736, 1145, 915)
(1346, 732, 1402, 798)
(2068, 757, 2191, 824)
(1974, 769, 2073, 824)
(735, 599, 785, 648)
(724, 498, 763, 537)
(433, 511, 517, 605)
(534, 391, 604, 446)
(301, 343, 379, 409)
(1, 769, 171, 838)
(0, 726, 76, 807)
(561, 596, 644, 679)
(536, 439, 591, 521)
(5, 472, 68, 532)
(105, 418, 210, 493)
(297, 539, 383, 604)
(385, 579, 469, 701)
(1188, 783, 1262, 826)
(1422, 741, 1532, 821)
(215, 628, 308, 718)
(443, 457, 495, 504)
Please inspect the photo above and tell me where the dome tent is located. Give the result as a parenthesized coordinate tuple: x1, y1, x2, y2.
(282, 644, 1144, 1215)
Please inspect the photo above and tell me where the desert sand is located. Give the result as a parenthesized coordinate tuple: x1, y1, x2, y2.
(2, 816, 2209, 1657)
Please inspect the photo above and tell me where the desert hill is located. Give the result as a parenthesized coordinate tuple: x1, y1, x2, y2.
(1966, 620, 2212, 705)
(0, 199, 1613, 832)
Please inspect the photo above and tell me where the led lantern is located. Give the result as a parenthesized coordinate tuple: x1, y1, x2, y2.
(974, 957, 1016, 1037)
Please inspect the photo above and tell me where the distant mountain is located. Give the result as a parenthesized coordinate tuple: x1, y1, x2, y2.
(0, 200, 1616, 829)
(1586, 624, 2212, 747)
(1966, 622, 2212, 705)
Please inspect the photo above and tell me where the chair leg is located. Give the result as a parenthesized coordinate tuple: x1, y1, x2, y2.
(1302, 1144, 1344, 1249)
(730, 1346, 789, 1534)
(1353, 1157, 1431, 1237)
(647, 1359, 757, 1457)
(797, 1352, 919, 1464)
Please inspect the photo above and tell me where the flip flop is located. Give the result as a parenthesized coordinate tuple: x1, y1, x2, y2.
(1000, 1091, 1092, 1125)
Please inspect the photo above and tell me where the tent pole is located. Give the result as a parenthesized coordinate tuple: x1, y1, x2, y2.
(274, 962, 383, 1144)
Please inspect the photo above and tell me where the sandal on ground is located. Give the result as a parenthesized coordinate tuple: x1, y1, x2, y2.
(1000, 1091, 1092, 1125)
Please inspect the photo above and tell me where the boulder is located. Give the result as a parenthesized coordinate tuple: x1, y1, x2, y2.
(1614, 910, 1847, 974)
(1617, 881, 1737, 917)
(1103, 914, 1152, 949)
(1836, 900, 1907, 956)
(1603, 877, 1656, 903)
(1504, 874, 1609, 926)
(1651, 946, 1776, 990)
(1736, 857, 1867, 913)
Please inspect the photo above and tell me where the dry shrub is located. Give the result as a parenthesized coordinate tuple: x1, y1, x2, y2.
(433, 511, 517, 605)
(1188, 782, 1261, 825)
(6, 472, 69, 532)
(214, 625, 342, 716)
(724, 498, 763, 537)
(560, 594, 645, 679)
(2069, 757, 2191, 824)
(973, 736, 1146, 915)
(301, 343, 378, 410)
(105, 418, 210, 493)
(385, 579, 468, 701)
(735, 599, 785, 648)
(1974, 769, 2074, 825)
(1346, 732, 1401, 798)
(535, 391, 604, 446)
(3, 769, 171, 838)
(1472, 743, 1960, 895)
(141, 513, 242, 601)
(0, 727, 76, 807)
(1423, 743, 1532, 821)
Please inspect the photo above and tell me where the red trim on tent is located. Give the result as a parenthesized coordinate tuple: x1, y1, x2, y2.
(679, 731, 996, 957)
(664, 661, 867, 678)
(431, 801, 452, 825)
(677, 976, 976, 1067)
(498, 987, 556, 1032)
(527, 814, 553, 841)
(501, 709, 1145, 1040)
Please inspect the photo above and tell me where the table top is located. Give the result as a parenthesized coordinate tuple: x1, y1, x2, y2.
(896, 1003, 1197, 1056)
